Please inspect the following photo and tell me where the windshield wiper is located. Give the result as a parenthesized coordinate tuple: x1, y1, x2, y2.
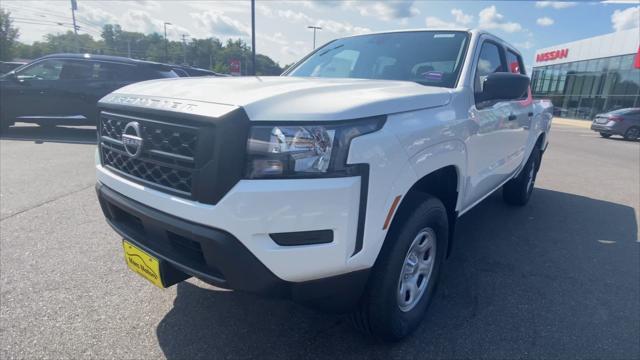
(318, 44, 344, 57)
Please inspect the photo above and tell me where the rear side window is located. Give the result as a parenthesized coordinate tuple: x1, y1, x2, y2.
(59, 60, 94, 80)
(474, 41, 504, 92)
(92, 62, 136, 81)
(506, 50, 524, 74)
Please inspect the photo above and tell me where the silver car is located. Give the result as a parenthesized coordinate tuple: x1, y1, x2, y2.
(591, 108, 640, 140)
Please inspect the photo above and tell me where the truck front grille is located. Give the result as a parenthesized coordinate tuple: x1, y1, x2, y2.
(99, 112, 201, 197)
(97, 106, 249, 205)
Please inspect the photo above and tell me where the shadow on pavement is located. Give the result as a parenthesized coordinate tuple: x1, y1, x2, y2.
(0, 124, 96, 145)
(156, 188, 639, 359)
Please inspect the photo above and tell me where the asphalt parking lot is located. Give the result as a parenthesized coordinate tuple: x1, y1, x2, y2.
(1, 122, 638, 359)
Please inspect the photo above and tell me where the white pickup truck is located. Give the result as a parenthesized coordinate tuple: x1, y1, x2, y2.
(95, 29, 552, 340)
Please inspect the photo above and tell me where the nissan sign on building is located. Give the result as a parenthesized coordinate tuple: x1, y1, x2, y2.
(531, 27, 640, 120)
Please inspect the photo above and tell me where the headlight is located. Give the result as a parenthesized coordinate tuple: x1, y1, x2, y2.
(246, 118, 384, 178)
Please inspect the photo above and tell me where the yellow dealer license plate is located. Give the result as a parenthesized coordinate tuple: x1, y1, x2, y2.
(123, 240, 164, 288)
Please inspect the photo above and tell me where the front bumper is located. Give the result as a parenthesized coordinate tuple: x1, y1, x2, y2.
(97, 182, 369, 311)
(590, 123, 619, 134)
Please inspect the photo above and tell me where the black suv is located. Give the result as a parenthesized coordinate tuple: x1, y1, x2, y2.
(0, 54, 177, 131)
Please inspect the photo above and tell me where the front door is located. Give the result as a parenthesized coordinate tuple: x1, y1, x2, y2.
(462, 39, 530, 208)
(3, 59, 65, 120)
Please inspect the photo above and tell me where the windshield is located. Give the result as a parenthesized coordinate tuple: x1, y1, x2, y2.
(287, 31, 469, 88)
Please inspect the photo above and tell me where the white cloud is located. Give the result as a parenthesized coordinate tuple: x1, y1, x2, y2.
(277, 9, 313, 23)
(305, 0, 419, 21)
(515, 40, 535, 50)
(357, 0, 420, 20)
(611, 6, 640, 31)
(261, 32, 288, 45)
(131, 0, 161, 10)
(536, 17, 555, 26)
(77, 7, 118, 28)
(425, 17, 458, 29)
(535, 1, 578, 9)
(316, 19, 370, 35)
(191, 10, 249, 37)
(451, 8, 474, 25)
(257, 4, 274, 17)
(478, 5, 523, 33)
(601, 0, 640, 3)
(425, 8, 473, 29)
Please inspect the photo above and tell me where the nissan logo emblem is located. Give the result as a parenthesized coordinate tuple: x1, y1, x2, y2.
(122, 121, 143, 158)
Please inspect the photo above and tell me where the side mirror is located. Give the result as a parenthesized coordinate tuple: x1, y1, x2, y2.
(479, 72, 529, 105)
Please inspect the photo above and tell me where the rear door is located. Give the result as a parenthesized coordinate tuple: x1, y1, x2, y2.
(46, 59, 95, 118)
(83, 61, 138, 121)
(504, 48, 532, 166)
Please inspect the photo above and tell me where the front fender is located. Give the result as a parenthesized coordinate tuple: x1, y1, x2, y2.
(408, 139, 467, 211)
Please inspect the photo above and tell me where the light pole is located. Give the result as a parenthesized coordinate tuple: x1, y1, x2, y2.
(164, 22, 171, 62)
(70, 0, 80, 52)
(181, 34, 189, 65)
(251, 0, 256, 75)
(307, 26, 322, 49)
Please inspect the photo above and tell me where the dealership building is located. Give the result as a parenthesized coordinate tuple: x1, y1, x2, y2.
(531, 27, 640, 120)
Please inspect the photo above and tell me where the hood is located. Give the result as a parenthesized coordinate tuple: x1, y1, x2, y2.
(104, 76, 452, 121)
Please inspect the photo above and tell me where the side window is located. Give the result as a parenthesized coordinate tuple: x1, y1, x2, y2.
(506, 50, 524, 74)
(16, 59, 64, 80)
(474, 41, 505, 93)
(92, 62, 135, 81)
(59, 60, 94, 80)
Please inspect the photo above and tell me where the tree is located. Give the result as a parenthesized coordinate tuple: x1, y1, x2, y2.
(0, 9, 20, 61)
(8, 21, 284, 75)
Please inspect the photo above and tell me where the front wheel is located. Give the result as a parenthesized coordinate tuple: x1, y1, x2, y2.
(624, 127, 640, 141)
(350, 194, 447, 341)
(503, 147, 540, 206)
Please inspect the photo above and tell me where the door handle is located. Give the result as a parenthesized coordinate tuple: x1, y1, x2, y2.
(508, 114, 517, 121)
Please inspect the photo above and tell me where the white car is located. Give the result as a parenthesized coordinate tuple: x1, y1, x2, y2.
(95, 29, 552, 341)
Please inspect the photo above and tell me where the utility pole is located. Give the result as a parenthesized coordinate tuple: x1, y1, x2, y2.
(70, 0, 80, 52)
(163, 22, 171, 63)
(127, 39, 131, 58)
(181, 34, 189, 65)
(251, 0, 256, 75)
(307, 26, 322, 49)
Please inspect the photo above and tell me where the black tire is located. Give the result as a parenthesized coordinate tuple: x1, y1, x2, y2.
(624, 127, 640, 141)
(599, 132, 611, 138)
(350, 194, 447, 341)
(503, 148, 540, 206)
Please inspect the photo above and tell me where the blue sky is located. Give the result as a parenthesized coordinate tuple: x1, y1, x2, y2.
(2, 0, 639, 70)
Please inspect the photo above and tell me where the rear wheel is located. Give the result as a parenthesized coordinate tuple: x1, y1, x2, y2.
(624, 127, 640, 141)
(350, 194, 447, 341)
(599, 132, 611, 138)
(503, 147, 540, 206)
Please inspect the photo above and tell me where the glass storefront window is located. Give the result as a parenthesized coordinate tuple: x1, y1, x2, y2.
(619, 54, 634, 70)
(576, 60, 588, 72)
(526, 53, 639, 120)
(607, 56, 621, 70)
